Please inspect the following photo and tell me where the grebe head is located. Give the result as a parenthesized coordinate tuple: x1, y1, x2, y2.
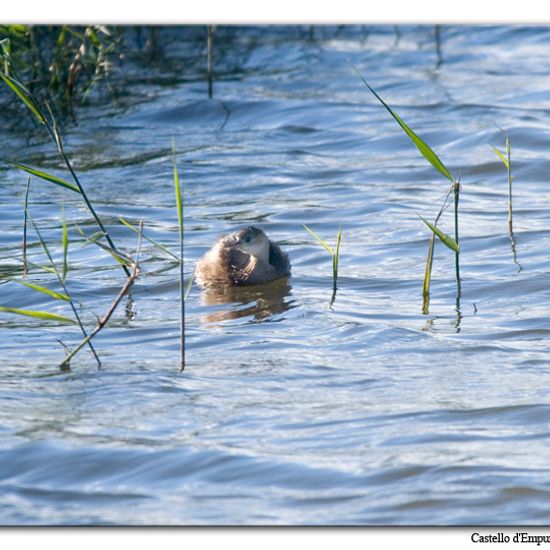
(233, 226, 270, 261)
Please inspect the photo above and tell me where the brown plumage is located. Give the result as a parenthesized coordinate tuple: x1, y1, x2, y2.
(195, 226, 291, 287)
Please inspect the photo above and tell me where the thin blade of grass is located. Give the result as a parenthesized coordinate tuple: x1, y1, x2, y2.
(7, 279, 70, 301)
(333, 224, 342, 279)
(419, 215, 459, 253)
(352, 64, 454, 183)
(422, 234, 435, 315)
(0, 306, 75, 324)
(118, 217, 180, 262)
(61, 203, 69, 282)
(79, 230, 106, 246)
(15, 164, 80, 193)
(173, 145, 183, 238)
(303, 224, 334, 255)
(184, 269, 195, 302)
(92, 241, 133, 267)
(22, 176, 30, 278)
(0, 72, 46, 125)
(26, 261, 57, 275)
(173, 140, 185, 371)
(493, 146, 509, 169)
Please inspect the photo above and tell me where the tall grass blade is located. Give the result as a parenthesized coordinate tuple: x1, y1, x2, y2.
(352, 64, 454, 183)
(422, 234, 435, 315)
(0, 306, 75, 324)
(333, 224, 342, 281)
(15, 164, 80, 193)
(419, 215, 459, 253)
(0, 72, 46, 125)
(303, 224, 334, 255)
(22, 176, 30, 278)
(329, 225, 342, 309)
(453, 181, 461, 284)
(61, 203, 69, 282)
(7, 279, 70, 301)
(495, 131, 520, 271)
(420, 185, 454, 315)
(173, 140, 185, 371)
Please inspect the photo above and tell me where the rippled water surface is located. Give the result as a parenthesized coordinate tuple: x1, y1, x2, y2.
(2, 25, 550, 525)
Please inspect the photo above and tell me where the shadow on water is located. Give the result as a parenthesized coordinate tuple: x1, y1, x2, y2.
(199, 277, 294, 324)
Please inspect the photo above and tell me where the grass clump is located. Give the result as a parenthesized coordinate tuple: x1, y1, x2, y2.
(352, 63, 460, 312)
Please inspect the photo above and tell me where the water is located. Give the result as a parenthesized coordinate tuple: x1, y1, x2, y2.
(1, 25, 550, 525)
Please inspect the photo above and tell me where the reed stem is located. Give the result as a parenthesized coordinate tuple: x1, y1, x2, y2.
(28, 211, 101, 369)
(453, 179, 460, 286)
(506, 137, 513, 236)
(207, 25, 214, 99)
(22, 176, 30, 278)
(58, 222, 143, 370)
(44, 102, 131, 277)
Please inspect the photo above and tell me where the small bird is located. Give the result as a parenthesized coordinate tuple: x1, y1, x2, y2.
(195, 226, 291, 287)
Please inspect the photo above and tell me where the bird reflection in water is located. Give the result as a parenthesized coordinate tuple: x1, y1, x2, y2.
(199, 277, 293, 324)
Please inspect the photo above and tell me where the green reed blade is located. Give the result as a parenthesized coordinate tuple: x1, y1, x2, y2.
(173, 140, 185, 371)
(22, 176, 30, 278)
(421, 233, 435, 315)
(173, 142, 183, 238)
(7, 279, 70, 301)
(61, 203, 68, 282)
(26, 261, 57, 275)
(15, 164, 80, 193)
(118, 217, 180, 262)
(80, 230, 106, 246)
(493, 146, 509, 169)
(0, 72, 46, 125)
(1, 38, 12, 75)
(303, 224, 334, 255)
(0, 306, 75, 324)
(184, 269, 195, 302)
(419, 215, 459, 253)
(352, 65, 454, 183)
(333, 224, 342, 280)
(92, 241, 133, 267)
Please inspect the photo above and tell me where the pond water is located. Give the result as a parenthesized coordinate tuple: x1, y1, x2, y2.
(2, 25, 550, 525)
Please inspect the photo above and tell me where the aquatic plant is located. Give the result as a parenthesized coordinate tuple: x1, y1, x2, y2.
(0, 65, 130, 278)
(0, 25, 123, 119)
(207, 25, 215, 98)
(173, 142, 185, 371)
(303, 224, 342, 307)
(0, 57, 189, 371)
(493, 130, 520, 270)
(57, 224, 143, 371)
(352, 64, 460, 309)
